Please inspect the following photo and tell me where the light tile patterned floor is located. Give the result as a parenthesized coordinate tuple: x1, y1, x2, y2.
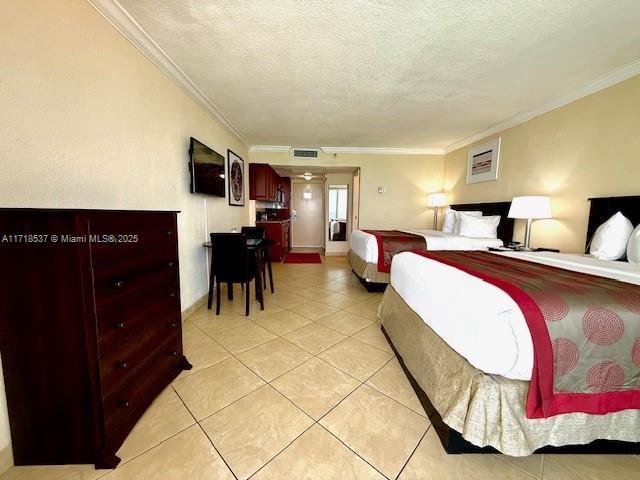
(2, 255, 640, 479)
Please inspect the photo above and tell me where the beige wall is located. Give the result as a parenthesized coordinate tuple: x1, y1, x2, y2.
(250, 152, 445, 230)
(0, 0, 249, 455)
(444, 74, 640, 253)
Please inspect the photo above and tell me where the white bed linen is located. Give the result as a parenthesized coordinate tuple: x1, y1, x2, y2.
(390, 251, 640, 381)
(349, 229, 503, 263)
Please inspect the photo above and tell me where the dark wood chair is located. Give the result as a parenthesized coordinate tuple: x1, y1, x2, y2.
(241, 226, 274, 293)
(208, 233, 262, 316)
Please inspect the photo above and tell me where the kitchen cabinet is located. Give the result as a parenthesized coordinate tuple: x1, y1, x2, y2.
(249, 163, 283, 202)
(255, 220, 291, 261)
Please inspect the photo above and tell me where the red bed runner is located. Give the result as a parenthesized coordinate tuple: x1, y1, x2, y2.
(362, 230, 427, 273)
(414, 250, 640, 419)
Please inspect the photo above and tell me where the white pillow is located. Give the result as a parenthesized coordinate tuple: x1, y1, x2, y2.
(589, 212, 634, 260)
(626, 224, 640, 264)
(442, 210, 482, 233)
(458, 215, 501, 239)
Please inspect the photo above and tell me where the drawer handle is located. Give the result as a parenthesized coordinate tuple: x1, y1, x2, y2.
(167, 322, 178, 329)
(168, 291, 176, 298)
(117, 361, 129, 369)
(113, 280, 125, 288)
(165, 230, 173, 236)
(168, 350, 178, 357)
(114, 321, 126, 329)
(167, 261, 175, 268)
(118, 400, 131, 408)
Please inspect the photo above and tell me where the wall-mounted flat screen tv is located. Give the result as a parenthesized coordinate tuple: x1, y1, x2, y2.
(188, 137, 225, 197)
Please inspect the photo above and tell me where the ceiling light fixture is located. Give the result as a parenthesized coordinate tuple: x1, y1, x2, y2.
(303, 172, 313, 181)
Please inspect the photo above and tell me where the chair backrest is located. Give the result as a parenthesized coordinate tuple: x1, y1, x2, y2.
(210, 233, 251, 282)
(241, 226, 266, 240)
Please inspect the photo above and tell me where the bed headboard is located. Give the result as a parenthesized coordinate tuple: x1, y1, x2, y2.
(586, 195, 640, 251)
(449, 201, 514, 244)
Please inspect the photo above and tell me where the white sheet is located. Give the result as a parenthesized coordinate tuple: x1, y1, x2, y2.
(390, 251, 640, 381)
(349, 229, 503, 263)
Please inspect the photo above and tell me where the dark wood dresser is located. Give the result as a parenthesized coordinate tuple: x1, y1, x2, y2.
(0, 209, 191, 468)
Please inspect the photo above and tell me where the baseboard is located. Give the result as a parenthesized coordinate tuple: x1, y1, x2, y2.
(0, 444, 13, 476)
(181, 294, 207, 321)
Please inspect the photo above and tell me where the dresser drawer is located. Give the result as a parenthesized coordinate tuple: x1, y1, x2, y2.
(100, 315, 181, 398)
(103, 332, 182, 440)
(93, 257, 179, 310)
(97, 290, 180, 356)
(86, 213, 177, 268)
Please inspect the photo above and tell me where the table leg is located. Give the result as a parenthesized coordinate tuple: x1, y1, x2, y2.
(265, 249, 274, 293)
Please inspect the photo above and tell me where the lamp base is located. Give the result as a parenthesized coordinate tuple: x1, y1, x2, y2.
(515, 246, 534, 252)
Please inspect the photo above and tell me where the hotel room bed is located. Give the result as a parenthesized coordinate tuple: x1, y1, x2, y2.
(348, 201, 514, 288)
(378, 196, 640, 455)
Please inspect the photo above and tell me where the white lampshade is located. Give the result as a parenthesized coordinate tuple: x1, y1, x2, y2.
(427, 192, 447, 208)
(508, 196, 552, 219)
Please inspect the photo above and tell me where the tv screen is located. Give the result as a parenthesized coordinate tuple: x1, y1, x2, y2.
(189, 137, 225, 197)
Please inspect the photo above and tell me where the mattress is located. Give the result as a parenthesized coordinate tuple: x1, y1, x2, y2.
(390, 251, 640, 381)
(349, 229, 504, 264)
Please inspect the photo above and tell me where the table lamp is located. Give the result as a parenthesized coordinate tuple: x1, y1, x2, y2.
(427, 193, 447, 230)
(508, 196, 552, 250)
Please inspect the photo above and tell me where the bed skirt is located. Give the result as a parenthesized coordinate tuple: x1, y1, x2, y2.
(347, 249, 389, 286)
(378, 285, 640, 456)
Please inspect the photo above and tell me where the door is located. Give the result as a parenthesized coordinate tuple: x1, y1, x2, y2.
(352, 169, 360, 230)
(291, 182, 324, 247)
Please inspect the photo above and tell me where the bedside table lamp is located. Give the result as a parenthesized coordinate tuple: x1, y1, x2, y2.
(427, 192, 447, 230)
(508, 196, 552, 250)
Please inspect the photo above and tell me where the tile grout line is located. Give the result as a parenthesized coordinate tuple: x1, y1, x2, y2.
(394, 425, 431, 479)
(172, 385, 240, 480)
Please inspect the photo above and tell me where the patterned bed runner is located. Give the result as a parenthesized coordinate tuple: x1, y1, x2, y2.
(414, 250, 640, 418)
(362, 230, 427, 273)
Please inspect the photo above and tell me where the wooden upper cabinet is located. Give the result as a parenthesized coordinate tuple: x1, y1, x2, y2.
(249, 163, 280, 201)
(281, 177, 291, 209)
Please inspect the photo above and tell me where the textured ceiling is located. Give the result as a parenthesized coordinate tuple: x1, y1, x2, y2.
(118, 0, 640, 148)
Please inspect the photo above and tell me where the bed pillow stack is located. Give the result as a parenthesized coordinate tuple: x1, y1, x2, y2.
(458, 214, 501, 239)
(442, 209, 482, 233)
(627, 225, 640, 264)
(589, 212, 634, 261)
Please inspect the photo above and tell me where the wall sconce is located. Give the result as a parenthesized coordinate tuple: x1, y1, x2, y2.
(303, 191, 313, 200)
(427, 192, 447, 229)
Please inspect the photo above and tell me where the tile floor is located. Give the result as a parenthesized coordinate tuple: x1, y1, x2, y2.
(2, 255, 639, 479)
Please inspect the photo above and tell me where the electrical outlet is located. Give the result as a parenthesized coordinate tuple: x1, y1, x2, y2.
(377, 186, 388, 193)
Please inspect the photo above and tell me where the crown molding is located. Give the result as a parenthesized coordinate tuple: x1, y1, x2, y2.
(444, 60, 640, 154)
(321, 146, 445, 155)
(88, 0, 248, 146)
(249, 145, 292, 153)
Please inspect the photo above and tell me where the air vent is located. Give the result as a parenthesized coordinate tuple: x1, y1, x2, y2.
(293, 148, 319, 159)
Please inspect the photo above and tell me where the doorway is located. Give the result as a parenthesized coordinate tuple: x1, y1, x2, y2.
(291, 181, 324, 248)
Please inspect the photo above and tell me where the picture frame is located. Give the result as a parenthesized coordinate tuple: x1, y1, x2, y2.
(466, 137, 501, 184)
(227, 149, 245, 206)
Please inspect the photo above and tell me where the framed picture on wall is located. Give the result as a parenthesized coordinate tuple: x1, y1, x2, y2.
(227, 149, 245, 206)
(466, 137, 501, 184)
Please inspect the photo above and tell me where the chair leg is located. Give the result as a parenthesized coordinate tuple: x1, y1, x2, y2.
(245, 281, 250, 316)
(266, 254, 274, 294)
(262, 262, 266, 290)
(227, 282, 233, 301)
(207, 272, 215, 310)
(216, 281, 221, 315)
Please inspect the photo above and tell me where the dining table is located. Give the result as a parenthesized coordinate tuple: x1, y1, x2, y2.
(204, 237, 275, 311)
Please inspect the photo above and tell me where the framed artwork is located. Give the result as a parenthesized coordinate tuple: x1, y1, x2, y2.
(227, 149, 244, 206)
(466, 137, 501, 184)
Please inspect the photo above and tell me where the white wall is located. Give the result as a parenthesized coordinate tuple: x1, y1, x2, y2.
(0, 0, 249, 457)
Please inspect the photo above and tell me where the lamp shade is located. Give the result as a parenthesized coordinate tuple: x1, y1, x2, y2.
(508, 196, 552, 219)
(427, 192, 447, 208)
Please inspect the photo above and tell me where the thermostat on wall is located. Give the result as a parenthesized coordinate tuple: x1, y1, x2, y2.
(378, 186, 388, 193)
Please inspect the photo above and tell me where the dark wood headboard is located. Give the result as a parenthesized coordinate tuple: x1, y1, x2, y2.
(450, 201, 514, 244)
(586, 195, 640, 251)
